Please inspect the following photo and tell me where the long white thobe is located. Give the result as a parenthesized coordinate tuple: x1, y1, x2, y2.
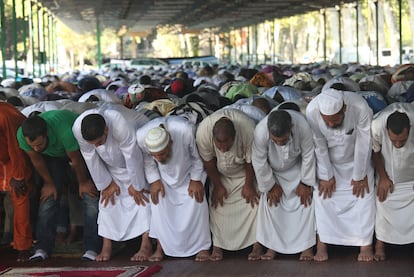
(371, 102, 414, 244)
(306, 91, 375, 246)
(136, 116, 211, 257)
(72, 104, 150, 241)
(196, 109, 258, 251)
(253, 109, 316, 254)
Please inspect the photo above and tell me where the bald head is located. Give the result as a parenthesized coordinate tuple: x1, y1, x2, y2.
(213, 117, 235, 140)
(213, 117, 235, 152)
(252, 98, 271, 114)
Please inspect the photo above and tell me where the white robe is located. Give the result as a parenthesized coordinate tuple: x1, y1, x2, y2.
(196, 109, 258, 251)
(136, 116, 211, 257)
(72, 104, 151, 241)
(371, 102, 414, 244)
(252, 109, 316, 254)
(306, 91, 375, 246)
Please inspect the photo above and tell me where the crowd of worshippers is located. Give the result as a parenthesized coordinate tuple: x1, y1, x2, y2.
(1, 61, 414, 264)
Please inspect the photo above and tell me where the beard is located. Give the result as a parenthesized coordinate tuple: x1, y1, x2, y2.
(158, 154, 171, 164)
(329, 122, 343, 129)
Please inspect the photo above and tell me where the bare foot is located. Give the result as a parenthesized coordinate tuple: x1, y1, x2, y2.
(149, 240, 164, 262)
(248, 243, 263, 261)
(130, 243, 152, 261)
(299, 247, 314, 261)
(260, 249, 276, 261)
(17, 250, 30, 262)
(131, 233, 152, 262)
(148, 252, 164, 262)
(209, 246, 223, 261)
(195, 250, 210, 262)
(96, 238, 112, 262)
(314, 241, 328, 262)
(374, 240, 386, 262)
(358, 245, 374, 262)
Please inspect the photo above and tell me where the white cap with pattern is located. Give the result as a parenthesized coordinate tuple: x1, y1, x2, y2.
(145, 126, 170, 153)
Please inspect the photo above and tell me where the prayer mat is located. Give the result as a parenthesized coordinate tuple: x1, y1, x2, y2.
(0, 264, 162, 277)
(0, 265, 11, 274)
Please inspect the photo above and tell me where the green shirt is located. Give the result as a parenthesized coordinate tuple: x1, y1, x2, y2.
(17, 110, 79, 157)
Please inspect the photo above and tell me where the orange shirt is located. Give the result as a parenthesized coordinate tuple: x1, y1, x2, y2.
(0, 103, 31, 191)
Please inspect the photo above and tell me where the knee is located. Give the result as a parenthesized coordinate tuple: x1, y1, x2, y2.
(83, 195, 99, 216)
(38, 197, 58, 213)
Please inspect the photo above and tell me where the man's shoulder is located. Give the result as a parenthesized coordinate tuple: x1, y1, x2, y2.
(16, 127, 30, 150)
(305, 95, 320, 115)
(289, 110, 311, 129)
(41, 109, 78, 124)
(167, 115, 194, 130)
(344, 91, 370, 109)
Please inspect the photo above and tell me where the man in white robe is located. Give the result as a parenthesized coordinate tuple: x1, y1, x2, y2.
(196, 109, 261, 261)
(72, 104, 151, 262)
(136, 116, 211, 262)
(252, 108, 316, 261)
(371, 102, 414, 261)
(306, 88, 375, 262)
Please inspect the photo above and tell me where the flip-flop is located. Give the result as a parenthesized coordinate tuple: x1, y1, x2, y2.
(29, 249, 48, 262)
(82, 250, 97, 261)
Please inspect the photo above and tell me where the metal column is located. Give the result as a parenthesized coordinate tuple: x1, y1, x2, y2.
(30, 1, 36, 77)
(22, 0, 27, 66)
(97, 17, 102, 69)
(12, 0, 18, 78)
(232, 29, 237, 64)
(399, 0, 402, 64)
(322, 9, 327, 63)
(48, 14, 53, 72)
(246, 26, 250, 65)
(254, 24, 258, 64)
(356, 1, 359, 64)
(338, 6, 342, 64)
(375, 0, 379, 65)
(37, 4, 41, 76)
(0, 0, 6, 79)
(53, 18, 57, 68)
(209, 28, 213, 56)
(42, 9, 47, 73)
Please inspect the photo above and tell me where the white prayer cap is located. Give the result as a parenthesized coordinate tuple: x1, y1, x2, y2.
(318, 88, 344, 116)
(145, 126, 170, 153)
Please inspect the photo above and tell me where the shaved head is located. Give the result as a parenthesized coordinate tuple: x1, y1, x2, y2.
(212, 117, 235, 152)
(213, 117, 235, 140)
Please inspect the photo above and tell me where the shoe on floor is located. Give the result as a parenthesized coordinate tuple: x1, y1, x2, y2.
(29, 249, 48, 262)
(82, 250, 97, 261)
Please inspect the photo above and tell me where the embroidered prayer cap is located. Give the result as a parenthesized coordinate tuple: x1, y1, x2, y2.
(128, 83, 145, 95)
(318, 88, 344, 116)
(127, 83, 146, 103)
(145, 126, 170, 153)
